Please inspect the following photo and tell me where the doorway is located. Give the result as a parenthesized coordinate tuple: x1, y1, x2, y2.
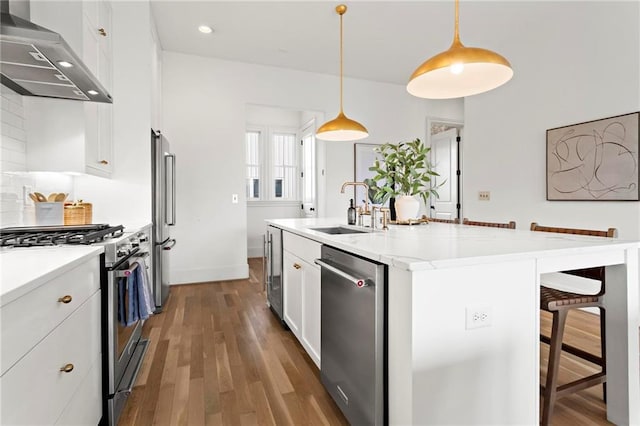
(244, 104, 324, 257)
(427, 119, 463, 220)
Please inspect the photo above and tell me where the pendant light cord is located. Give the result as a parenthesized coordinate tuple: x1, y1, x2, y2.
(339, 10, 344, 114)
(452, 0, 462, 46)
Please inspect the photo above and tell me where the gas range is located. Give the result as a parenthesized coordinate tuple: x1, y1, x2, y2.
(0, 224, 150, 266)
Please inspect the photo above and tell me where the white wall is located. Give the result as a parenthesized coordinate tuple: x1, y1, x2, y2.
(162, 52, 462, 283)
(462, 1, 640, 240)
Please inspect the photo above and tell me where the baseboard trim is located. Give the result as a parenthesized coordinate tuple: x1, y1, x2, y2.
(171, 263, 249, 285)
(248, 246, 264, 258)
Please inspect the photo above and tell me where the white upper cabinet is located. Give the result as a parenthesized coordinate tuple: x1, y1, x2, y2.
(24, 0, 114, 178)
(83, 0, 113, 175)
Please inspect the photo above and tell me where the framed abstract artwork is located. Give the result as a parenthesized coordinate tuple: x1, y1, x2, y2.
(546, 112, 639, 201)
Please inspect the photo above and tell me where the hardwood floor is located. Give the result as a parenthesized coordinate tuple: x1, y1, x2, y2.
(120, 258, 614, 425)
(119, 258, 347, 426)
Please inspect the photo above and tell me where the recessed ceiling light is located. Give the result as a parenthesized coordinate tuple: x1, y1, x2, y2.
(87, 90, 99, 95)
(198, 25, 213, 34)
(58, 61, 73, 68)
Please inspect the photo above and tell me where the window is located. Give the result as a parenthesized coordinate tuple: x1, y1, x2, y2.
(246, 130, 261, 200)
(272, 133, 297, 199)
(245, 126, 299, 202)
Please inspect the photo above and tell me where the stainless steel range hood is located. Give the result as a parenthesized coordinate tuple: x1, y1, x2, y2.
(0, 1, 112, 103)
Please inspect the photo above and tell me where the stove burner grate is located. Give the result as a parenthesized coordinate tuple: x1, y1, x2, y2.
(0, 224, 125, 247)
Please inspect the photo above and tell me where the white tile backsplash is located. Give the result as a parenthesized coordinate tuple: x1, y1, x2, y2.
(1, 86, 27, 170)
(1, 86, 28, 226)
(0, 87, 77, 227)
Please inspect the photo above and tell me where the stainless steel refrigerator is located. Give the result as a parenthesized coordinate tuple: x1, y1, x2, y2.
(151, 129, 176, 311)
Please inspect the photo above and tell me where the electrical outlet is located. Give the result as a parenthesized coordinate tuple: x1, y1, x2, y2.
(478, 191, 490, 201)
(232, 194, 239, 204)
(466, 305, 492, 330)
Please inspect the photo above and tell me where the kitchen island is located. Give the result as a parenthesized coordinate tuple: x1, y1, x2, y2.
(268, 217, 639, 425)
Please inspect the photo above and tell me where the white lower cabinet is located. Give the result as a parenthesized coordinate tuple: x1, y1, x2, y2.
(0, 256, 102, 425)
(56, 352, 103, 425)
(301, 263, 321, 365)
(282, 231, 321, 368)
(283, 251, 303, 338)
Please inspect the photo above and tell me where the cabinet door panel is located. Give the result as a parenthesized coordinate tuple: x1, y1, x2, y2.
(0, 291, 101, 425)
(56, 352, 102, 426)
(98, 0, 112, 53)
(302, 262, 321, 367)
(1, 257, 100, 375)
(283, 231, 321, 266)
(82, 18, 100, 77)
(283, 251, 302, 338)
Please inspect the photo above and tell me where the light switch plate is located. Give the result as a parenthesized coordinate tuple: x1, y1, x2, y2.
(232, 194, 239, 204)
(478, 191, 490, 201)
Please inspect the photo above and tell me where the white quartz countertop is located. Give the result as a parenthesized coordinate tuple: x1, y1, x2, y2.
(267, 218, 639, 271)
(0, 245, 104, 307)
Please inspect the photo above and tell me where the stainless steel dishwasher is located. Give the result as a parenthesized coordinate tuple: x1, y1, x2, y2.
(315, 245, 386, 425)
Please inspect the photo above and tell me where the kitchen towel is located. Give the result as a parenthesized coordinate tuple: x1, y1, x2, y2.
(134, 258, 154, 319)
(127, 270, 140, 326)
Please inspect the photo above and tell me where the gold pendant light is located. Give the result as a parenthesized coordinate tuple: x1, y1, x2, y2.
(407, 0, 513, 99)
(316, 4, 368, 141)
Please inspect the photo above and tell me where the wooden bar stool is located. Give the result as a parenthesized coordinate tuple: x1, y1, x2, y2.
(462, 218, 516, 229)
(530, 222, 617, 425)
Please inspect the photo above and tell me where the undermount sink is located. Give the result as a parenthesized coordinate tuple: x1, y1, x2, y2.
(310, 226, 369, 235)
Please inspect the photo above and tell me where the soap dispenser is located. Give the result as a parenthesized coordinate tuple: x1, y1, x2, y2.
(347, 199, 356, 225)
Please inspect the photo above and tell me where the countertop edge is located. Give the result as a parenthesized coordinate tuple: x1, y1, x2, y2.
(0, 246, 104, 308)
(267, 219, 640, 272)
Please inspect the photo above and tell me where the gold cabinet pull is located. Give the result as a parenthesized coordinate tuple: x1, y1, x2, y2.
(58, 295, 73, 304)
(98, 28, 107, 36)
(293, 263, 302, 270)
(99, 160, 109, 165)
(60, 363, 74, 373)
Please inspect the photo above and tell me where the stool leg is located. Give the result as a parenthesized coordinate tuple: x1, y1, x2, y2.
(542, 309, 568, 426)
(599, 307, 607, 403)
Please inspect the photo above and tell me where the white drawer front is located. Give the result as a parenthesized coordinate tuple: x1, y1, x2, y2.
(56, 352, 102, 426)
(0, 290, 101, 426)
(283, 231, 321, 265)
(1, 256, 100, 375)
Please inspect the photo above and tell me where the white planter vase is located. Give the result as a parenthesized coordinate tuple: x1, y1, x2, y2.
(395, 195, 419, 222)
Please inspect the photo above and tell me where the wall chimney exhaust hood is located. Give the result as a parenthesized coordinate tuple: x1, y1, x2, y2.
(0, 1, 112, 103)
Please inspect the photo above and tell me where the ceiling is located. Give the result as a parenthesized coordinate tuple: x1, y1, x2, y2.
(150, 1, 531, 86)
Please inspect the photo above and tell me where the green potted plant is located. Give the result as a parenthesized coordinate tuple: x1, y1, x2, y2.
(368, 138, 441, 221)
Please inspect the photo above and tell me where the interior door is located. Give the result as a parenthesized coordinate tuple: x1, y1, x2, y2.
(430, 128, 459, 220)
(300, 124, 317, 218)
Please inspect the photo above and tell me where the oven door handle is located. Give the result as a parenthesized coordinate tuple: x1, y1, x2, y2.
(116, 263, 140, 278)
(134, 251, 150, 259)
